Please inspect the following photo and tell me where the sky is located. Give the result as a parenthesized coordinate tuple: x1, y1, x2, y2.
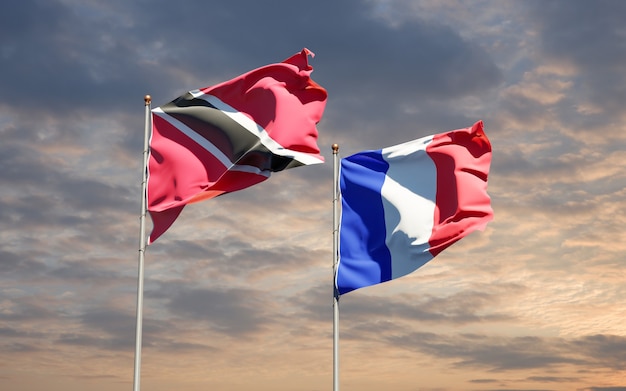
(1, 0, 626, 390)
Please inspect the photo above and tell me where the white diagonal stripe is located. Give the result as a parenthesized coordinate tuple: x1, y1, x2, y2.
(190, 89, 323, 166)
(151, 107, 270, 178)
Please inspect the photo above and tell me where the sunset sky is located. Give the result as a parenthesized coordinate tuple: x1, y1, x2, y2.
(2, 1, 626, 390)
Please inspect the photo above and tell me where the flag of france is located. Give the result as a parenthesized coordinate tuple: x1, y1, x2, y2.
(336, 121, 493, 295)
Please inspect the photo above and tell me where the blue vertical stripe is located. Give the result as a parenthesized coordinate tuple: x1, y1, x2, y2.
(337, 150, 391, 295)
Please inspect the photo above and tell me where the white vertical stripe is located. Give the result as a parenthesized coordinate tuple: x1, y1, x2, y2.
(380, 135, 437, 279)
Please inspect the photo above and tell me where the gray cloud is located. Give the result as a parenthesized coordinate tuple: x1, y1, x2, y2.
(385, 332, 626, 373)
(522, 0, 626, 123)
(163, 286, 273, 336)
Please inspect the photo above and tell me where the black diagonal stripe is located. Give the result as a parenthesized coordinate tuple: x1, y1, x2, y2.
(159, 93, 298, 172)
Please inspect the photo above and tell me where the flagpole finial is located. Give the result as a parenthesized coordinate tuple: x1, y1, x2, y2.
(332, 144, 339, 154)
(144, 95, 151, 105)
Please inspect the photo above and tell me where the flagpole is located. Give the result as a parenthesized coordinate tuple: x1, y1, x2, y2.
(133, 95, 151, 391)
(332, 143, 340, 391)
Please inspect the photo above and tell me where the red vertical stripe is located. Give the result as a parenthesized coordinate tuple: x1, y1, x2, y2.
(426, 121, 493, 256)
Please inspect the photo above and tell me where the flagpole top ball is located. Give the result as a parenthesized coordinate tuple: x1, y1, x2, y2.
(332, 144, 339, 153)
(144, 95, 151, 104)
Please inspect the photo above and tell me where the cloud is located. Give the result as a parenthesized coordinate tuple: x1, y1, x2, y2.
(2, 1, 626, 390)
(385, 332, 626, 372)
(522, 0, 626, 123)
(163, 286, 274, 336)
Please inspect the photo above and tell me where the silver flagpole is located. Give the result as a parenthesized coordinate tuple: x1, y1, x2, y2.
(332, 144, 340, 391)
(133, 95, 151, 391)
